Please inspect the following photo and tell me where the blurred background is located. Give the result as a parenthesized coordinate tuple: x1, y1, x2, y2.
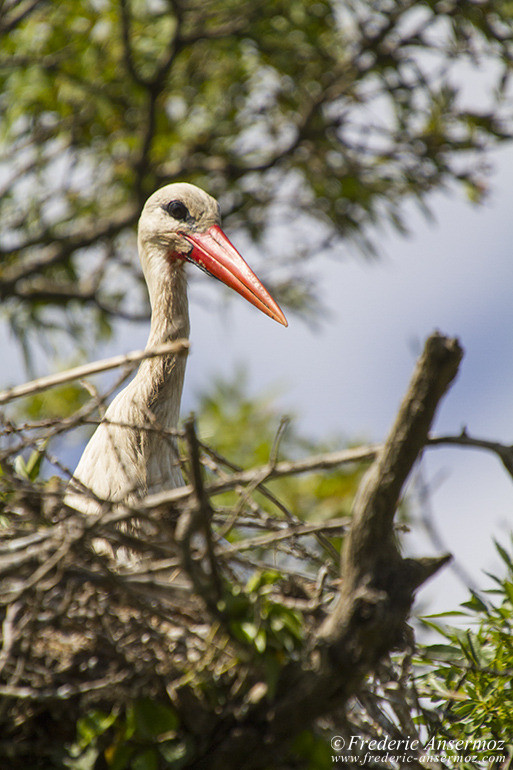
(2, 0, 513, 615)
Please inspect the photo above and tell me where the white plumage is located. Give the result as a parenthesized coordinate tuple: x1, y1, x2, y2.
(68, 183, 286, 513)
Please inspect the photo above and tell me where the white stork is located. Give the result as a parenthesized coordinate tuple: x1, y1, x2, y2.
(68, 183, 287, 512)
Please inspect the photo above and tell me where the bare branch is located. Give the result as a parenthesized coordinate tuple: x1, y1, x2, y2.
(220, 517, 349, 555)
(0, 340, 189, 405)
(140, 444, 378, 510)
(428, 431, 513, 479)
(175, 416, 223, 612)
(184, 332, 463, 770)
(119, 0, 146, 86)
(321, 332, 463, 649)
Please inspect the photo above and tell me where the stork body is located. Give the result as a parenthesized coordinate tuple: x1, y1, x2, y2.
(69, 183, 286, 510)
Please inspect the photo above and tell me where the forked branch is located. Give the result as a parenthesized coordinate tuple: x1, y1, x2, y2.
(192, 332, 463, 770)
(321, 331, 463, 652)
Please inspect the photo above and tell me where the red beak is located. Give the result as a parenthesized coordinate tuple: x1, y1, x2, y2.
(182, 225, 288, 326)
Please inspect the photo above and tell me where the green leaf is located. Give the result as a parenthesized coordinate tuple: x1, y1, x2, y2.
(14, 444, 46, 481)
(495, 540, 513, 571)
(159, 739, 191, 766)
(422, 644, 461, 657)
(76, 709, 117, 749)
(108, 743, 133, 770)
(132, 749, 159, 770)
(132, 698, 179, 741)
(461, 591, 489, 613)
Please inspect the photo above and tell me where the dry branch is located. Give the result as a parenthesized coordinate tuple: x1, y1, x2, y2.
(321, 331, 462, 649)
(138, 443, 378, 509)
(185, 332, 463, 770)
(428, 431, 513, 479)
(175, 417, 223, 611)
(0, 340, 190, 405)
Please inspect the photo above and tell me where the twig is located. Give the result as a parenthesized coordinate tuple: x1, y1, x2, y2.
(140, 443, 378, 510)
(428, 431, 513, 479)
(269, 416, 290, 467)
(200, 440, 305, 531)
(412, 467, 481, 594)
(0, 340, 189, 405)
(175, 416, 222, 610)
(0, 604, 20, 676)
(0, 673, 129, 701)
(219, 517, 349, 555)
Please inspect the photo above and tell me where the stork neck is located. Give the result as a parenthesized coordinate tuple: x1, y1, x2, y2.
(131, 260, 190, 424)
(146, 261, 190, 347)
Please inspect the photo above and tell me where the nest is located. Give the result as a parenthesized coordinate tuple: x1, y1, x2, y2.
(0, 418, 347, 766)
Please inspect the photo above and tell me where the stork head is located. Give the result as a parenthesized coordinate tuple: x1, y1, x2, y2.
(138, 182, 287, 326)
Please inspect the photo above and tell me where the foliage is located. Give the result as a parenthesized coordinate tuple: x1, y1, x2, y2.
(2, 0, 513, 354)
(417, 539, 513, 766)
(67, 700, 188, 770)
(16, 381, 90, 421)
(195, 371, 364, 523)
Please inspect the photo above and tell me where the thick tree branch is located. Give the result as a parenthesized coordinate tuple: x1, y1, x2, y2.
(321, 331, 463, 650)
(119, 0, 146, 87)
(188, 332, 463, 770)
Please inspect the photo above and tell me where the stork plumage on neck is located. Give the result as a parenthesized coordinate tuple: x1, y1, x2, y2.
(68, 182, 287, 511)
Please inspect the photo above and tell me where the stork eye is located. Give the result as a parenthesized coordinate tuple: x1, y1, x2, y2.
(164, 200, 189, 220)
